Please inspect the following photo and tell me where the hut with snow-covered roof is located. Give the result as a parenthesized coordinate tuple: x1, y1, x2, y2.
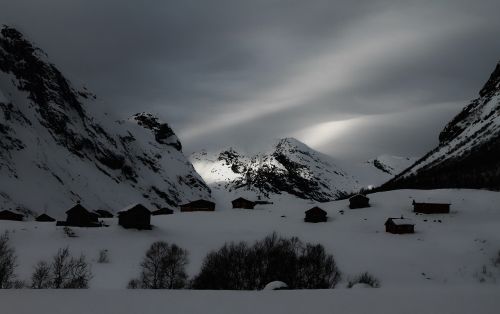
(231, 197, 256, 209)
(118, 204, 152, 230)
(56, 203, 100, 227)
(349, 194, 370, 209)
(180, 199, 215, 212)
(304, 206, 327, 223)
(152, 207, 174, 215)
(0, 210, 23, 221)
(35, 213, 55, 222)
(412, 200, 450, 214)
(385, 217, 415, 234)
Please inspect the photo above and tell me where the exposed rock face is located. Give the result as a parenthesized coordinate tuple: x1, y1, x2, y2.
(0, 26, 210, 217)
(191, 138, 358, 202)
(383, 61, 500, 190)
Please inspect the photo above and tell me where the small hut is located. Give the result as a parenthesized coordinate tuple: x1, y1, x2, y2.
(35, 213, 55, 222)
(412, 201, 450, 214)
(94, 209, 114, 218)
(231, 197, 255, 209)
(304, 206, 327, 223)
(118, 204, 152, 230)
(152, 208, 174, 216)
(0, 210, 23, 221)
(349, 194, 370, 209)
(56, 203, 100, 227)
(385, 217, 415, 234)
(180, 200, 216, 212)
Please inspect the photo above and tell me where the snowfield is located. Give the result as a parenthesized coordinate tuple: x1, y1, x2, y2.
(1, 188, 500, 313)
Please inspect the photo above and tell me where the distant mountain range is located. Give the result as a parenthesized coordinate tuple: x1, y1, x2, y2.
(191, 138, 359, 202)
(0, 26, 211, 217)
(383, 61, 500, 190)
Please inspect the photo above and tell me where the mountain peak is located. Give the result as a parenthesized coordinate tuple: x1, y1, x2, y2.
(130, 112, 181, 150)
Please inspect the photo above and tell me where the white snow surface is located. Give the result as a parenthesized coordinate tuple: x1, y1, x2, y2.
(1, 287, 498, 314)
(0, 188, 499, 313)
(1, 189, 499, 290)
(339, 155, 417, 188)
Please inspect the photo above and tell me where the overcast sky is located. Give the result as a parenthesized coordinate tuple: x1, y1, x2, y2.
(2, 0, 499, 161)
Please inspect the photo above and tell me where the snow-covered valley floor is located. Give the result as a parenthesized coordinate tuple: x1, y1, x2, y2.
(1, 189, 500, 313)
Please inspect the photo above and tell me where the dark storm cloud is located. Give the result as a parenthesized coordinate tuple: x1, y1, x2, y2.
(1, 0, 499, 161)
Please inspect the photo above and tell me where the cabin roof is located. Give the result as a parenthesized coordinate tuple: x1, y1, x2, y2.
(119, 203, 151, 215)
(232, 197, 254, 203)
(0, 209, 23, 216)
(305, 206, 326, 215)
(36, 213, 54, 219)
(66, 204, 90, 214)
(413, 201, 451, 205)
(180, 199, 215, 207)
(349, 194, 369, 200)
(386, 217, 414, 225)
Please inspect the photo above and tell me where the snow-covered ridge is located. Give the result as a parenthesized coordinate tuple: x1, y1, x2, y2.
(191, 138, 358, 202)
(366, 155, 417, 176)
(384, 61, 500, 189)
(0, 26, 210, 217)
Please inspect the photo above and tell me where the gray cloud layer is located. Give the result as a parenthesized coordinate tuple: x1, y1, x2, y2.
(2, 0, 499, 161)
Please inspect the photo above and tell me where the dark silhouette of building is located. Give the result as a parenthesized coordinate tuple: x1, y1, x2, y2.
(385, 217, 415, 234)
(304, 206, 327, 223)
(152, 208, 174, 216)
(56, 203, 100, 227)
(0, 210, 23, 221)
(180, 200, 216, 212)
(231, 197, 256, 209)
(35, 213, 55, 222)
(349, 194, 370, 209)
(412, 200, 450, 214)
(94, 209, 114, 218)
(118, 204, 152, 230)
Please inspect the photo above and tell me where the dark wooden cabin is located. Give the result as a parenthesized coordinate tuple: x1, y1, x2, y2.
(0, 210, 23, 221)
(152, 208, 174, 216)
(94, 209, 114, 218)
(56, 204, 100, 227)
(412, 200, 450, 214)
(231, 197, 256, 209)
(118, 204, 152, 230)
(349, 194, 370, 209)
(180, 200, 216, 212)
(35, 213, 55, 222)
(304, 206, 327, 223)
(385, 217, 415, 234)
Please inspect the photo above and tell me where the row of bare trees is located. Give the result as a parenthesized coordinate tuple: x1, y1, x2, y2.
(129, 233, 341, 290)
(0, 232, 91, 289)
(1, 231, 342, 290)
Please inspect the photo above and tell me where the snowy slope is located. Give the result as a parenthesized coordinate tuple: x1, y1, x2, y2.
(191, 138, 359, 202)
(0, 26, 210, 218)
(2, 189, 500, 291)
(1, 288, 499, 314)
(340, 155, 417, 188)
(384, 61, 500, 190)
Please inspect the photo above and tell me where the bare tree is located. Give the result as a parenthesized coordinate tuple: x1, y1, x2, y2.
(51, 247, 72, 288)
(0, 232, 17, 289)
(139, 241, 188, 289)
(31, 261, 52, 289)
(37, 247, 92, 289)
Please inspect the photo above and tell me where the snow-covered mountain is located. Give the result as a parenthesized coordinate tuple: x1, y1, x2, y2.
(0, 26, 210, 217)
(383, 61, 500, 190)
(340, 155, 417, 188)
(190, 138, 358, 202)
(366, 155, 417, 176)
